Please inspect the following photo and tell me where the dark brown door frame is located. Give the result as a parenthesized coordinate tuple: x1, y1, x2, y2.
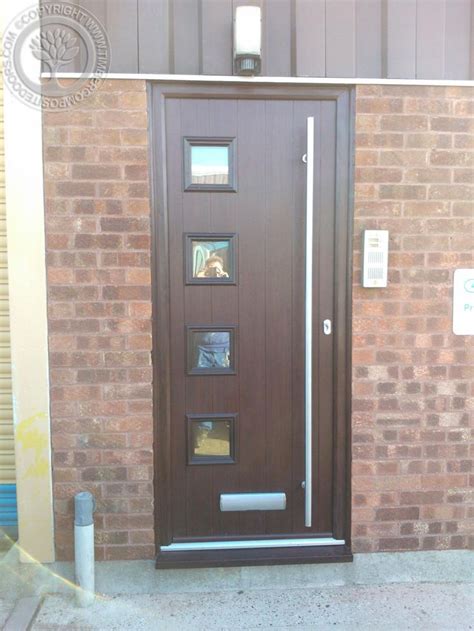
(148, 82, 354, 568)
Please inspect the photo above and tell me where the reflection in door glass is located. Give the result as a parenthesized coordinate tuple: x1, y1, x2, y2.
(191, 145, 229, 185)
(192, 239, 231, 279)
(191, 420, 231, 460)
(190, 330, 231, 371)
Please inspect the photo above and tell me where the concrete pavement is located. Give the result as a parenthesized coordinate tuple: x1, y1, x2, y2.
(32, 583, 473, 630)
(1, 547, 473, 630)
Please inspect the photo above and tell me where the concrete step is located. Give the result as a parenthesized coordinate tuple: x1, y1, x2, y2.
(1, 548, 472, 600)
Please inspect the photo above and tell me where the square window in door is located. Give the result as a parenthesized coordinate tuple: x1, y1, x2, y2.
(185, 233, 237, 284)
(184, 137, 237, 192)
(187, 414, 237, 465)
(187, 326, 236, 375)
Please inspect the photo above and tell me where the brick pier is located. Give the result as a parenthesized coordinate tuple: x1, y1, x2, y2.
(43, 81, 473, 560)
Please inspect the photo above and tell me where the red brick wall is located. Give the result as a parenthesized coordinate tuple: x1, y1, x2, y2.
(43, 81, 473, 560)
(43, 80, 154, 560)
(352, 85, 473, 552)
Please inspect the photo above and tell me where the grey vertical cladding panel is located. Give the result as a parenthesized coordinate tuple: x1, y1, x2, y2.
(471, 0, 474, 79)
(444, 0, 471, 79)
(172, 0, 201, 74)
(264, 0, 292, 76)
(356, 0, 382, 78)
(88, 1, 107, 31)
(63, 0, 107, 72)
(416, 0, 446, 79)
(325, 0, 356, 77)
(386, 0, 417, 78)
(138, 0, 170, 73)
(105, 0, 139, 72)
(47, 0, 473, 79)
(295, 0, 325, 77)
(201, 0, 233, 75)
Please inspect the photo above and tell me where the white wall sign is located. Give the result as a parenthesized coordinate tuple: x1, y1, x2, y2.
(453, 269, 474, 335)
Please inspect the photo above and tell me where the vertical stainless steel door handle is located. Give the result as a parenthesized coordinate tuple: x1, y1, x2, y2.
(304, 116, 314, 528)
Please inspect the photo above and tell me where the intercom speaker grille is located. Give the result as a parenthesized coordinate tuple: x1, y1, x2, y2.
(362, 230, 389, 288)
(367, 251, 384, 280)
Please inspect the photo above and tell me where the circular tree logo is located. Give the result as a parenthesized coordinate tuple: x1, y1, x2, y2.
(2, 2, 111, 110)
(31, 28, 80, 72)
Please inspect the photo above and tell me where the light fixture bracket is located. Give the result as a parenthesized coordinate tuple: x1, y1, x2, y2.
(234, 54, 261, 76)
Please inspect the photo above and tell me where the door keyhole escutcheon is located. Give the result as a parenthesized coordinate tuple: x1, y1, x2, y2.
(323, 319, 332, 335)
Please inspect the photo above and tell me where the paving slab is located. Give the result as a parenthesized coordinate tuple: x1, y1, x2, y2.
(32, 583, 474, 631)
(3, 596, 42, 631)
(0, 539, 17, 630)
(0, 599, 14, 629)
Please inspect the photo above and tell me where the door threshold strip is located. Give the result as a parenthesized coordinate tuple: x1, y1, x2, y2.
(161, 537, 345, 552)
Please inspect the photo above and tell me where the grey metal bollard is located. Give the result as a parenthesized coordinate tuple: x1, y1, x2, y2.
(74, 491, 95, 607)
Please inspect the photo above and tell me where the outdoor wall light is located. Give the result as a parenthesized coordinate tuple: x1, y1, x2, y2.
(233, 5, 262, 76)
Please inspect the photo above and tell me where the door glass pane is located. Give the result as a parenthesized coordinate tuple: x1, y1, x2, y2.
(191, 145, 229, 185)
(188, 328, 235, 374)
(188, 417, 235, 464)
(185, 234, 236, 284)
(193, 420, 231, 457)
(184, 138, 236, 192)
(193, 239, 230, 278)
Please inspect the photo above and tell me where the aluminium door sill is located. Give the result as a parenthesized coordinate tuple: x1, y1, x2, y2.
(156, 538, 353, 569)
(161, 537, 345, 552)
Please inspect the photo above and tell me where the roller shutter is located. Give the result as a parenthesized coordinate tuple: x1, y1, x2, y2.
(0, 66, 17, 539)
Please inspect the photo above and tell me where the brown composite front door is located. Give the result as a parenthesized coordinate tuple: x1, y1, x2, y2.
(152, 85, 352, 567)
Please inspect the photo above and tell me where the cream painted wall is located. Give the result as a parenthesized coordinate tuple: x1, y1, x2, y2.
(1, 0, 54, 562)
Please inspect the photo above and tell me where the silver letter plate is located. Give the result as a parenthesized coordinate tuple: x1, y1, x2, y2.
(220, 492, 287, 512)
